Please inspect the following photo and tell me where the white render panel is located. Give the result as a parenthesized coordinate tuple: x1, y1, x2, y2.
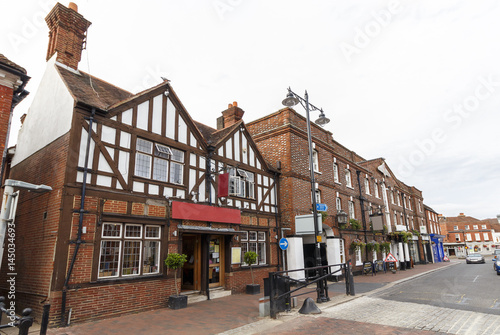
(77, 129, 95, 168)
(98, 153, 113, 173)
(166, 98, 175, 139)
(110, 116, 117, 121)
(133, 181, 144, 192)
(152, 95, 162, 135)
(249, 147, 255, 167)
(137, 100, 149, 131)
(177, 189, 185, 199)
(122, 108, 132, 125)
(12, 59, 75, 166)
(101, 125, 116, 144)
(96, 175, 112, 187)
(120, 131, 131, 149)
(226, 138, 232, 160)
(178, 116, 187, 144)
(257, 186, 262, 203)
(218, 146, 223, 156)
(189, 169, 196, 191)
(190, 133, 197, 148)
(287, 237, 305, 281)
(190, 153, 196, 167)
(149, 184, 159, 195)
(242, 135, 248, 165)
(234, 132, 240, 161)
(76, 172, 91, 183)
(118, 151, 129, 181)
(164, 187, 173, 198)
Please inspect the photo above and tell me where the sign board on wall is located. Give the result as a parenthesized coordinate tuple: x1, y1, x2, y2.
(370, 214, 384, 231)
(295, 214, 322, 235)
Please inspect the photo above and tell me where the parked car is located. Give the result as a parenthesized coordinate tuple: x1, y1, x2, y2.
(493, 256, 500, 275)
(493, 249, 500, 257)
(465, 253, 485, 264)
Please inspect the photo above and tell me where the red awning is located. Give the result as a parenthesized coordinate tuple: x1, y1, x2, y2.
(171, 202, 241, 224)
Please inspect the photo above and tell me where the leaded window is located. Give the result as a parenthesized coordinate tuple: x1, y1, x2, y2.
(135, 138, 184, 185)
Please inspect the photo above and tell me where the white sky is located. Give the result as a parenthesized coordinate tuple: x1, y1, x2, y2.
(1, 0, 499, 220)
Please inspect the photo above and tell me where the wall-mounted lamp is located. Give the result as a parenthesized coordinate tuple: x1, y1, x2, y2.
(172, 230, 177, 237)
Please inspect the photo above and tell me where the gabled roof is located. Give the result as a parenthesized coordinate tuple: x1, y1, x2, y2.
(443, 215, 480, 223)
(56, 64, 132, 110)
(0, 54, 27, 74)
(195, 121, 242, 148)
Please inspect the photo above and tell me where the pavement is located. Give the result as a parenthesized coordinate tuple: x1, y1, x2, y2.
(1, 260, 457, 335)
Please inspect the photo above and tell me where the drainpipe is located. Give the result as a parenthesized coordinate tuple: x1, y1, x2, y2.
(273, 171, 281, 270)
(400, 193, 411, 269)
(355, 171, 368, 261)
(61, 108, 95, 325)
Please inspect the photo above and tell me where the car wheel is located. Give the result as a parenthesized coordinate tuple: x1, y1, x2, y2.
(466, 261, 470, 264)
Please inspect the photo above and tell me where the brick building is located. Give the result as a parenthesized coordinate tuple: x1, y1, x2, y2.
(0, 54, 30, 182)
(440, 213, 494, 257)
(0, 2, 278, 326)
(247, 107, 427, 275)
(424, 205, 444, 262)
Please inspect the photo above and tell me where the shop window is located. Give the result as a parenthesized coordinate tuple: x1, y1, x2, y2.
(98, 223, 161, 279)
(241, 230, 266, 265)
(229, 168, 255, 199)
(135, 138, 184, 184)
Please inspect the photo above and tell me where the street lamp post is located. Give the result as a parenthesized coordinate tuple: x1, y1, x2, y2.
(282, 87, 330, 303)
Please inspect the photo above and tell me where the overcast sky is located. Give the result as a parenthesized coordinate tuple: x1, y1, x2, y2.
(2, 0, 499, 220)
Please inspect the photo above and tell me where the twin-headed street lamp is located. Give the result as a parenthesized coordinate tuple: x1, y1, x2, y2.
(282, 87, 330, 303)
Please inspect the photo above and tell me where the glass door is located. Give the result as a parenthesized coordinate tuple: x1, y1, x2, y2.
(208, 236, 224, 288)
(182, 235, 200, 291)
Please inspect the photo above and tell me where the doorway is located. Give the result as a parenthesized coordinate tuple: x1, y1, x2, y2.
(209, 236, 224, 288)
(182, 235, 201, 291)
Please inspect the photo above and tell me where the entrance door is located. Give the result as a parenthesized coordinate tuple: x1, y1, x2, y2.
(209, 236, 224, 288)
(182, 235, 201, 291)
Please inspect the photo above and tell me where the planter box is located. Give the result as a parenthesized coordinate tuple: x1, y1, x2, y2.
(246, 284, 260, 295)
(168, 295, 188, 310)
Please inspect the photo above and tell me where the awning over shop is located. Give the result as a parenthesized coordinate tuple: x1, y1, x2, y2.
(171, 201, 241, 224)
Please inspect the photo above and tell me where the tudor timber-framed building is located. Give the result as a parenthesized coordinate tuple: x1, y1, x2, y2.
(0, 2, 279, 325)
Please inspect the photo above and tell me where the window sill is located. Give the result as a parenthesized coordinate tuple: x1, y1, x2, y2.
(346, 186, 354, 190)
(91, 274, 164, 285)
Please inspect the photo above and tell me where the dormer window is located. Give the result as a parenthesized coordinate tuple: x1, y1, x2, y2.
(229, 168, 255, 199)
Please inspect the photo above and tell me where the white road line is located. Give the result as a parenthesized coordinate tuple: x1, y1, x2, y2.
(473, 275, 480, 282)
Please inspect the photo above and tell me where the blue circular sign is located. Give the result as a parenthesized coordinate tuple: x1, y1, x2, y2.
(279, 238, 289, 250)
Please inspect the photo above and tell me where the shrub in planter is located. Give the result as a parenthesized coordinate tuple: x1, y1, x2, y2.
(164, 253, 188, 309)
(244, 251, 260, 294)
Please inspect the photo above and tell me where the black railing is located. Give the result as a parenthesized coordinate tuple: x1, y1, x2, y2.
(268, 261, 355, 318)
(0, 297, 51, 335)
(0, 296, 33, 335)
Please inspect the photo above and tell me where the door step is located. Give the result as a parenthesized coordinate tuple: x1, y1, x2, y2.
(184, 288, 232, 304)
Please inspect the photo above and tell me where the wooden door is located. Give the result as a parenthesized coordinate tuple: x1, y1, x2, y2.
(182, 235, 201, 291)
(208, 236, 224, 288)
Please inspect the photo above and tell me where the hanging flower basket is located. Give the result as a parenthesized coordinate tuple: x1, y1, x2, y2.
(349, 219, 362, 230)
(380, 241, 391, 254)
(366, 240, 380, 253)
(350, 239, 366, 251)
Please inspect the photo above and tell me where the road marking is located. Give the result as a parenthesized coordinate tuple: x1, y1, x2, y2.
(472, 275, 480, 282)
(490, 299, 500, 309)
(457, 294, 471, 305)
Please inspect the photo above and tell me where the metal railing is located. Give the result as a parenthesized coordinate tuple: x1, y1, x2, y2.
(268, 261, 355, 318)
(0, 297, 51, 335)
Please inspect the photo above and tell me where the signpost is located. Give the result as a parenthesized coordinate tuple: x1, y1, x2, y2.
(279, 238, 289, 251)
(384, 252, 398, 273)
(316, 203, 328, 212)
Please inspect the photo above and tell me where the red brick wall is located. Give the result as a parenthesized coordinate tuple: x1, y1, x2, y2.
(0, 85, 14, 157)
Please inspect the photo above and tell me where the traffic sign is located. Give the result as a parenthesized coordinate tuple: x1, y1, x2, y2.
(384, 253, 398, 262)
(279, 238, 289, 250)
(316, 203, 328, 212)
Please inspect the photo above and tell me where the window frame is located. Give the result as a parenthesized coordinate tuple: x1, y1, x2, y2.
(241, 230, 267, 266)
(229, 167, 255, 199)
(333, 163, 339, 183)
(345, 169, 352, 188)
(98, 223, 161, 279)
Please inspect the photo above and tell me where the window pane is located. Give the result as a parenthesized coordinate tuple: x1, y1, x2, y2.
(258, 242, 266, 264)
(99, 240, 121, 278)
(171, 148, 184, 162)
(153, 157, 168, 182)
(143, 241, 160, 274)
(136, 138, 153, 154)
(135, 153, 151, 178)
(241, 243, 248, 264)
(170, 162, 183, 184)
(249, 231, 257, 241)
(257, 232, 266, 241)
(249, 242, 257, 253)
(122, 241, 141, 275)
(125, 225, 142, 238)
(145, 226, 160, 238)
(241, 231, 248, 241)
(102, 223, 121, 237)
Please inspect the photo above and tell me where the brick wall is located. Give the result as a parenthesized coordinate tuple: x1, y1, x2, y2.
(0, 85, 14, 156)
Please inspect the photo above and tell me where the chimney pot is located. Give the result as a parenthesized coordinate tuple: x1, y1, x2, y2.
(233, 101, 238, 107)
(68, 2, 78, 12)
(228, 103, 233, 108)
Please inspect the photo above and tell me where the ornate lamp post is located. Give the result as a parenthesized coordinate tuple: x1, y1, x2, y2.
(282, 87, 330, 303)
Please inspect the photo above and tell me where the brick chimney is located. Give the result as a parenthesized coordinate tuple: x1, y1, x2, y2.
(45, 2, 91, 70)
(217, 101, 244, 130)
(459, 213, 465, 217)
